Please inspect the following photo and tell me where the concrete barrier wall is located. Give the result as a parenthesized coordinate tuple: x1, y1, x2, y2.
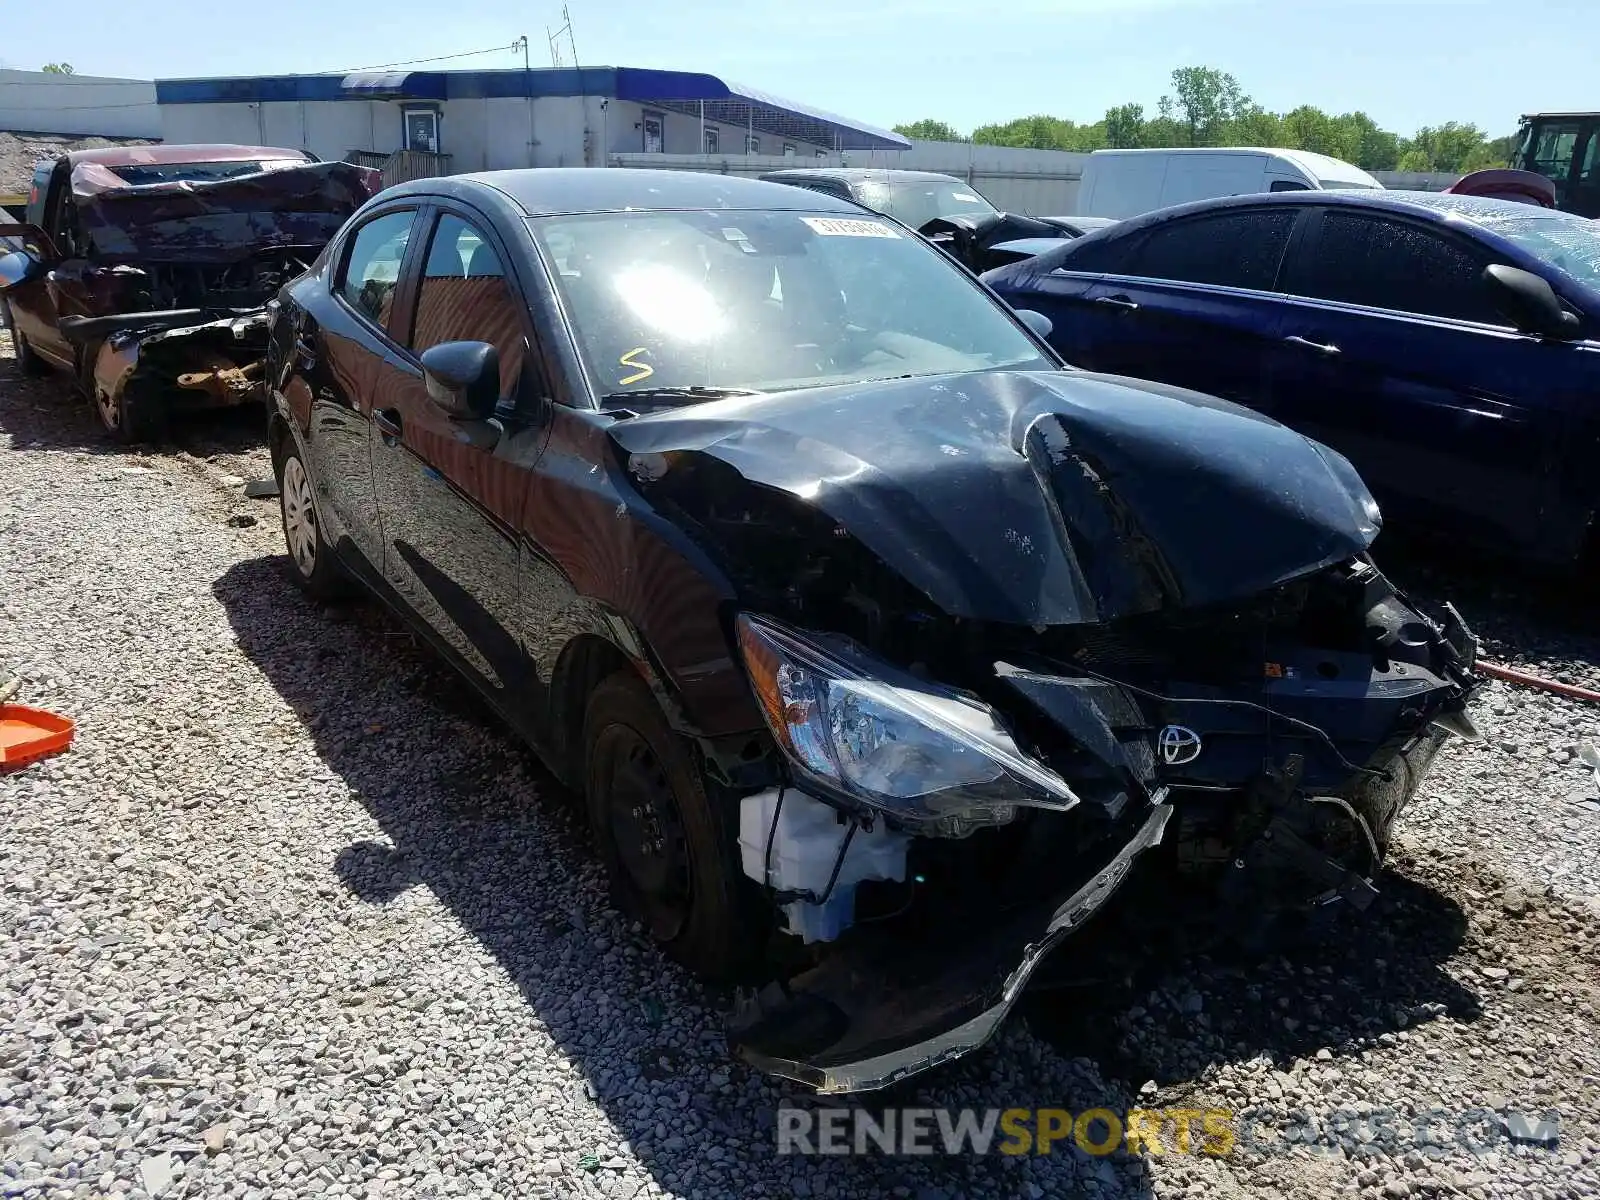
(0, 69, 159, 138)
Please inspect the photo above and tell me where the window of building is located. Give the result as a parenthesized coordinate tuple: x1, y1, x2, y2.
(642, 111, 665, 154)
(403, 108, 441, 154)
(783, 143, 797, 157)
(410, 213, 526, 397)
(815, 149, 828, 158)
(338, 210, 415, 329)
(1129, 210, 1296, 291)
(1291, 213, 1503, 324)
(703, 126, 719, 154)
(745, 134, 760, 154)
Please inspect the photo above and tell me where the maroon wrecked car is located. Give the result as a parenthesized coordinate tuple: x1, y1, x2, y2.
(0, 143, 379, 442)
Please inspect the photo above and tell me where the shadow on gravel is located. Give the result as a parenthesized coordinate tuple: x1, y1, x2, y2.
(0, 351, 267, 458)
(1018, 855, 1480, 1087)
(215, 549, 1480, 1197)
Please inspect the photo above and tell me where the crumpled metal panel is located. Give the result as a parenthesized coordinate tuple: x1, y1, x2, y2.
(71, 160, 380, 264)
(609, 369, 1380, 627)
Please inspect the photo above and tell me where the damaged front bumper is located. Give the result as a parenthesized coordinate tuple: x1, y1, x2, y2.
(730, 800, 1172, 1093)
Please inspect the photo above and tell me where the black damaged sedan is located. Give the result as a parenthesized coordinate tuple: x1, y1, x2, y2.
(263, 168, 1479, 1093)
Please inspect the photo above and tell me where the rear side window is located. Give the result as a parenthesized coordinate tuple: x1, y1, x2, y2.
(339, 210, 415, 328)
(1128, 210, 1296, 290)
(410, 213, 526, 397)
(1292, 213, 1503, 324)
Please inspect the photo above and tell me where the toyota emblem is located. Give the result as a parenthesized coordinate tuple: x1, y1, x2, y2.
(1158, 725, 1203, 766)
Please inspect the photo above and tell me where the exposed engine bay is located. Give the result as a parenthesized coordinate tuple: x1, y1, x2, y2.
(609, 368, 1481, 1092)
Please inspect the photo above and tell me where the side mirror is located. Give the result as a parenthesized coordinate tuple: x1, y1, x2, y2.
(1015, 309, 1054, 339)
(1485, 264, 1582, 339)
(0, 249, 43, 290)
(420, 340, 500, 420)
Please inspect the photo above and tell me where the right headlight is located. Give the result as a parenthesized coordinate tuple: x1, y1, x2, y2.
(735, 613, 1079, 837)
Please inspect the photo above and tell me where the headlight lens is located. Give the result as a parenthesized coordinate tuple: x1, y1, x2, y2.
(736, 613, 1079, 837)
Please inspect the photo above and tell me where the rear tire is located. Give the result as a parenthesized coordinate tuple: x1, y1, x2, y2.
(584, 670, 764, 982)
(2, 303, 48, 377)
(273, 440, 353, 600)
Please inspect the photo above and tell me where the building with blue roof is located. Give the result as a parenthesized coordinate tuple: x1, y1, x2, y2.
(154, 66, 909, 177)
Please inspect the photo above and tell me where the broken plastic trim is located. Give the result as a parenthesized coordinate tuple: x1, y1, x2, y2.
(733, 799, 1172, 1094)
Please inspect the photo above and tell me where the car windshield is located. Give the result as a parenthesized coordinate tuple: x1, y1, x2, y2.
(888, 181, 999, 229)
(531, 208, 1052, 403)
(1493, 216, 1600, 289)
(108, 159, 306, 186)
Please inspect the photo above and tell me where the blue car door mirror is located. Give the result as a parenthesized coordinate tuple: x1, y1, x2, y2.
(1485, 264, 1582, 340)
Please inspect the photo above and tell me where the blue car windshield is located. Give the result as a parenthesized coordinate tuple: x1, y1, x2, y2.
(531, 209, 1052, 402)
(1493, 216, 1600, 289)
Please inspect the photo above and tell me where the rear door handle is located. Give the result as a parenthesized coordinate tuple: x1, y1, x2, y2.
(1284, 334, 1341, 357)
(1094, 295, 1140, 312)
(373, 408, 403, 439)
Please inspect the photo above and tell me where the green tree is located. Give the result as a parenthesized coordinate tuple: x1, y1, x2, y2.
(1103, 103, 1146, 149)
(1229, 103, 1284, 148)
(40, 62, 74, 74)
(1163, 66, 1250, 147)
(972, 114, 1106, 152)
(893, 119, 964, 143)
(1279, 105, 1354, 159)
(1400, 122, 1494, 173)
(1332, 112, 1401, 172)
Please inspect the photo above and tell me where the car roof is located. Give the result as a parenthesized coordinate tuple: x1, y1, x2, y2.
(63, 143, 306, 167)
(411, 167, 867, 216)
(759, 167, 966, 185)
(1114, 188, 1597, 233)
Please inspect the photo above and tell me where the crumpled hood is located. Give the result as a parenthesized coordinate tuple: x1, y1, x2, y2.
(72, 159, 380, 264)
(608, 369, 1380, 627)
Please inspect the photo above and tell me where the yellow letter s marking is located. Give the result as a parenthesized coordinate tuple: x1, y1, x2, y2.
(619, 347, 654, 386)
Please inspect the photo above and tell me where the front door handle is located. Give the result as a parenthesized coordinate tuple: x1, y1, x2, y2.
(1094, 294, 1140, 312)
(1284, 334, 1341, 357)
(293, 336, 317, 368)
(373, 408, 403, 440)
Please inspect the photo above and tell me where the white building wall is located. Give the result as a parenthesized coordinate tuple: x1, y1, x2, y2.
(0, 69, 160, 138)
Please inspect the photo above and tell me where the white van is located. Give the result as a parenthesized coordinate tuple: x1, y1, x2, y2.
(1075, 148, 1383, 219)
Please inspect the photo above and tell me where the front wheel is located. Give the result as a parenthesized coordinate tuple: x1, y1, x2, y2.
(584, 670, 764, 982)
(274, 442, 352, 600)
(93, 380, 164, 445)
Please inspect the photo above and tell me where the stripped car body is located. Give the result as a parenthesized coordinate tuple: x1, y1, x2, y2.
(261, 170, 1479, 1095)
(0, 144, 378, 440)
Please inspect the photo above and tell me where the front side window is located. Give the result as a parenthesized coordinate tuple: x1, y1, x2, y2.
(410, 213, 526, 396)
(532, 209, 1053, 402)
(339, 209, 415, 328)
(1529, 122, 1583, 182)
(1129, 209, 1296, 291)
(1292, 213, 1502, 324)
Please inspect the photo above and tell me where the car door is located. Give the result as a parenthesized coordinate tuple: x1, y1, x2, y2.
(6, 161, 75, 368)
(1073, 207, 1302, 407)
(299, 204, 424, 580)
(1266, 209, 1570, 554)
(368, 204, 552, 710)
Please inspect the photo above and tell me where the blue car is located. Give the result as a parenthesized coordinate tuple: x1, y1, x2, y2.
(983, 191, 1600, 566)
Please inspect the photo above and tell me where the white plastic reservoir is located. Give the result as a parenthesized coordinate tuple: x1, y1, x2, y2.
(738, 787, 911, 943)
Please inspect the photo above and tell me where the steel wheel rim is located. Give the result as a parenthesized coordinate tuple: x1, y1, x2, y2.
(280, 456, 318, 577)
(604, 730, 693, 942)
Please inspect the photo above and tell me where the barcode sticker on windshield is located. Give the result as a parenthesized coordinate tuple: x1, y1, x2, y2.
(802, 217, 902, 238)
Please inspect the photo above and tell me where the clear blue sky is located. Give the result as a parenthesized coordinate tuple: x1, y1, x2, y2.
(4, 0, 1595, 139)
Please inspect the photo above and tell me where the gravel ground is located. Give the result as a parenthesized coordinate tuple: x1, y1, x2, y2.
(2, 329, 1599, 1200)
(0, 133, 155, 197)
